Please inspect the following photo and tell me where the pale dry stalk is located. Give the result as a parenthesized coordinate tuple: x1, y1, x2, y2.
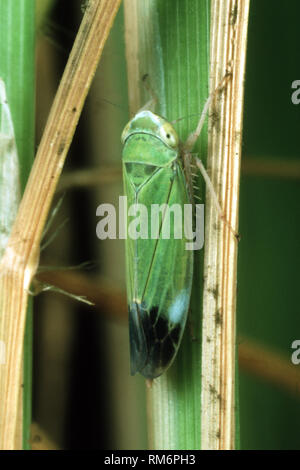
(200, 0, 250, 450)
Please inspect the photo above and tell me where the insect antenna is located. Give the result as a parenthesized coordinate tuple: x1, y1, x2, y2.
(171, 112, 207, 126)
(136, 74, 158, 114)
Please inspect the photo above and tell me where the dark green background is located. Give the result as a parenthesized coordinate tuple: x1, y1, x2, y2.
(238, 0, 300, 449)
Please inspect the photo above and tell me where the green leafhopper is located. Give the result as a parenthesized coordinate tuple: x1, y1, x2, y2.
(121, 75, 232, 380)
(121, 110, 195, 379)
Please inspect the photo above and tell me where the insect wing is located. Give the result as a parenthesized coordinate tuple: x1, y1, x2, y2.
(122, 131, 193, 379)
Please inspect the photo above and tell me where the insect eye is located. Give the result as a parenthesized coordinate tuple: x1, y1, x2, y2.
(159, 123, 178, 148)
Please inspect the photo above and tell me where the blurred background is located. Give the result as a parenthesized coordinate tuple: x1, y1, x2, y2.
(33, 0, 300, 449)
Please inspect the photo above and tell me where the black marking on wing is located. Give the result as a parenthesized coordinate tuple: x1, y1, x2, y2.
(129, 301, 182, 379)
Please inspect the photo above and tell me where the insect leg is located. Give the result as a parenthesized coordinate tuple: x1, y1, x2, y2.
(182, 71, 238, 238)
(194, 156, 239, 239)
(184, 72, 232, 152)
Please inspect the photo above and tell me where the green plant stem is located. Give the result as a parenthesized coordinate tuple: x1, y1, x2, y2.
(0, 0, 35, 449)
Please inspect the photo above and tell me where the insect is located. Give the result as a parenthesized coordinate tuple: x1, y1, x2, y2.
(121, 76, 231, 379)
(122, 109, 201, 379)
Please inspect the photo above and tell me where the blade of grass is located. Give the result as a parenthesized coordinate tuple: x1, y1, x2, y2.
(124, 0, 210, 449)
(124, 0, 250, 449)
(0, 0, 121, 449)
(200, 0, 250, 449)
(0, 0, 36, 449)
